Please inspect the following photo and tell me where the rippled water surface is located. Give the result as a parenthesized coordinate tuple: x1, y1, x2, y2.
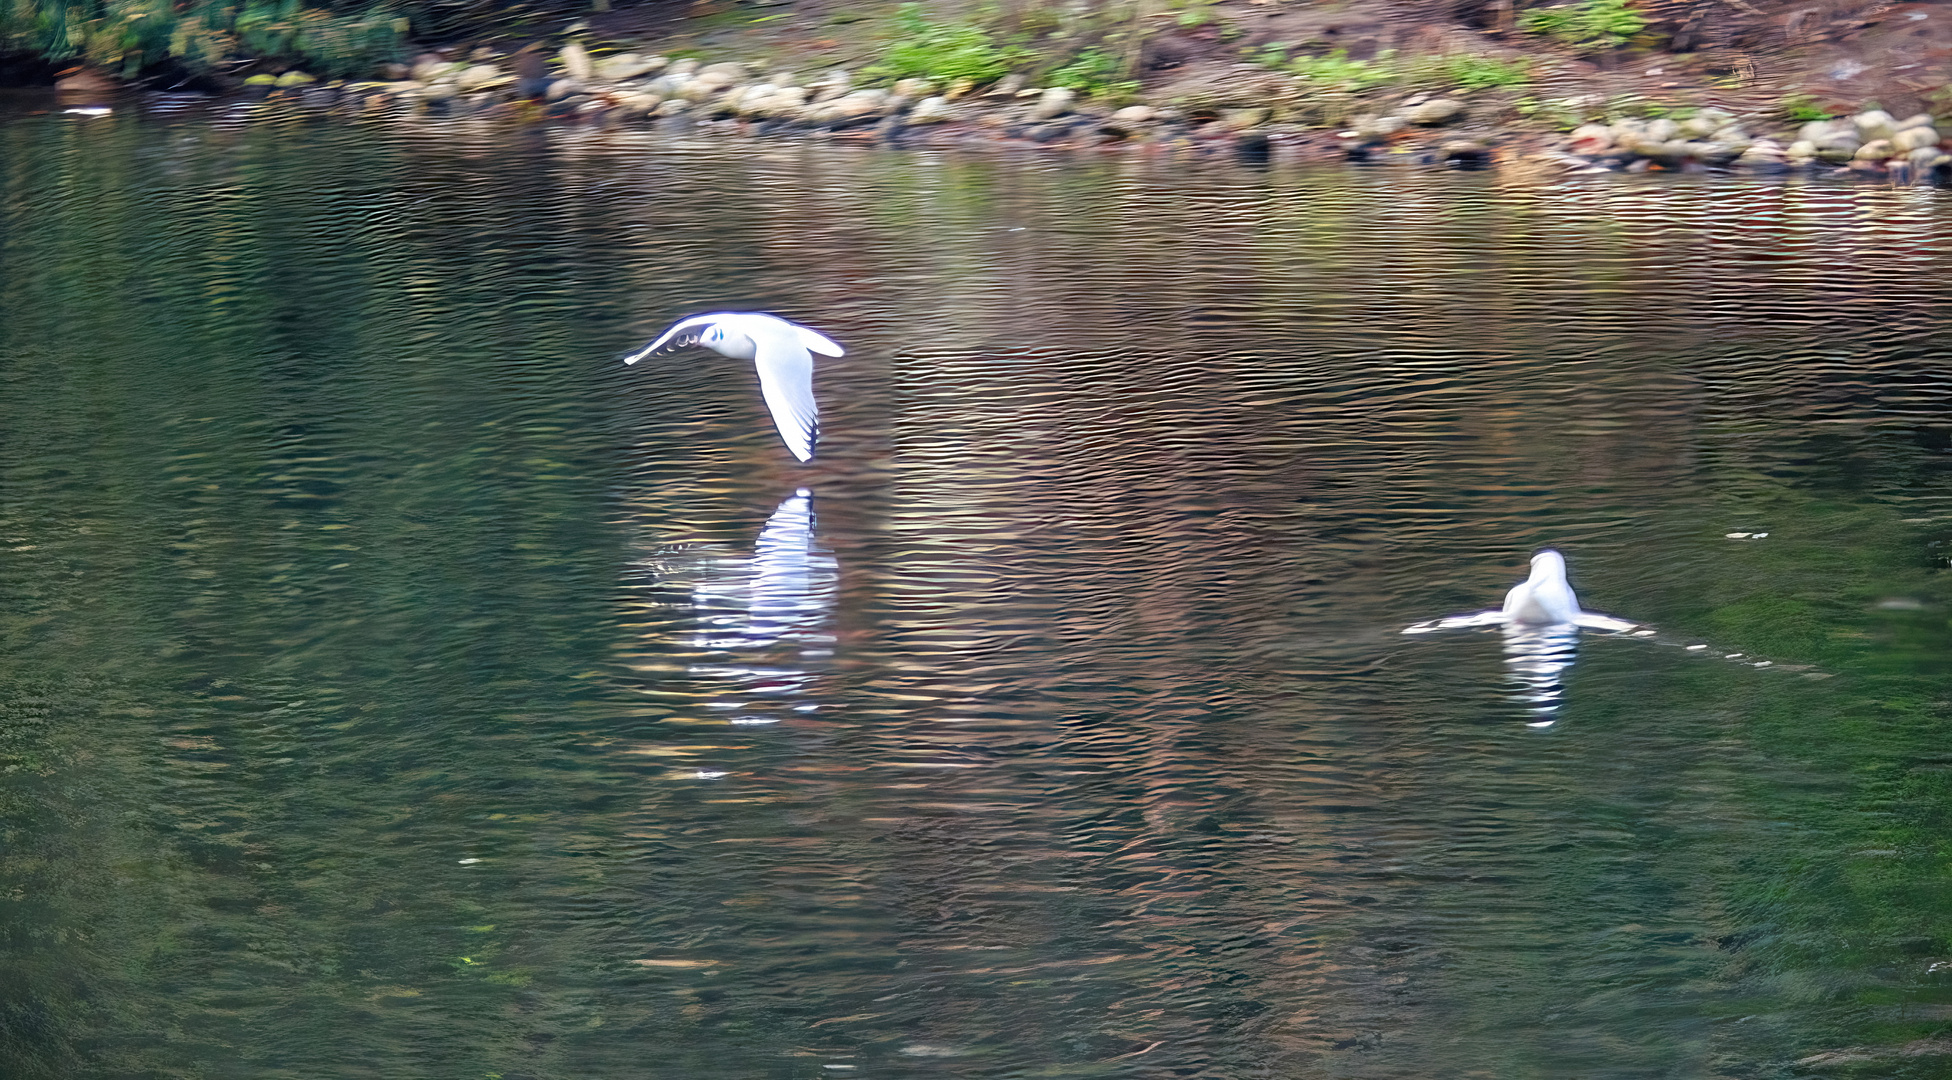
(5, 104, 1952, 1079)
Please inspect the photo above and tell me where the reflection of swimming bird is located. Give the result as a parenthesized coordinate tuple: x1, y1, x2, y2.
(1403, 550, 1640, 726)
(623, 312, 845, 462)
(1499, 623, 1580, 722)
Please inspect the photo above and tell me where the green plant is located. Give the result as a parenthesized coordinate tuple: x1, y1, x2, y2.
(1443, 54, 1532, 91)
(1518, 0, 1646, 51)
(1603, 92, 1690, 120)
(1779, 92, 1833, 123)
(1015, 7, 1060, 37)
(1047, 47, 1138, 99)
(235, 2, 403, 77)
(1288, 48, 1397, 93)
(865, 3, 1025, 86)
(1175, 0, 1216, 28)
(1515, 94, 1598, 129)
(0, 0, 403, 78)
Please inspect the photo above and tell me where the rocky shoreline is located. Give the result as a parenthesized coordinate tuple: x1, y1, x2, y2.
(1544, 105, 1950, 183)
(57, 39, 1950, 183)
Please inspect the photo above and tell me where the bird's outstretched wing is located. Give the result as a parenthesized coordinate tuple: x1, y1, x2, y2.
(623, 315, 722, 365)
(752, 333, 819, 462)
(1572, 611, 1641, 633)
(794, 325, 845, 357)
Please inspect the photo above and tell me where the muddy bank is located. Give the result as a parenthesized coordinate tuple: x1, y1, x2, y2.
(48, 47, 1942, 186)
(24, 0, 1952, 183)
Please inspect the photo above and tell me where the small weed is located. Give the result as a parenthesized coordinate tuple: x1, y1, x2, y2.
(1603, 93, 1687, 120)
(866, 3, 1025, 86)
(1047, 48, 1139, 100)
(1518, 0, 1646, 52)
(1516, 94, 1598, 129)
(1016, 8, 1061, 37)
(1444, 54, 1532, 90)
(1287, 48, 1397, 93)
(1170, 0, 1218, 28)
(1779, 92, 1833, 123)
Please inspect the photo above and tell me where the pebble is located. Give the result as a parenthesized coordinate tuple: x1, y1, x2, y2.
(1567, 122, 1613, 154)
(1892, 126, 1940, 152)
(807, 67, 851, 102)
(455, 64, 501, 92)
(614, 92, 661, 117)
(907, 95, 957, 124)
(1405, 98, 1463, 125)
(1854, 138, 1895, 161)
(985, 73, 1027, 98)
(695, 62, 748, 89)
(809, 89, 889, 124)
(1852, 108, 1896, 142)
(1220, 106, 1270, 131)
(410, 56, 452, 83)
(559, 42, 594, 81)
(1442, 138, 1490, 166)
(1030, 87, 1075, 121)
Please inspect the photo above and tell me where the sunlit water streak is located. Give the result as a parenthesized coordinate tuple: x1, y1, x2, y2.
(2, 104, 1952, 1079)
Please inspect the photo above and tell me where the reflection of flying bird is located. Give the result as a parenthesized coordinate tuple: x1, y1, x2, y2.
(731, 488, 837, 651)
(623, 312, 845, 462)
(678, 489, 839, 654)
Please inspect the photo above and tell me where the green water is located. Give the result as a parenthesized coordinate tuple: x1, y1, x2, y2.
(3, 101, 1952, 1078)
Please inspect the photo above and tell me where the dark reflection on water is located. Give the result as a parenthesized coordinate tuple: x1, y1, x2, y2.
(4, 106, 1952, 1078)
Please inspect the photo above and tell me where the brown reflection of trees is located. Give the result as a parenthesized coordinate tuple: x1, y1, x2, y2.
(590, 141, 1952, 1075)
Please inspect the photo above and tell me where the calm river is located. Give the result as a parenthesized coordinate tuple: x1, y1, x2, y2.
(4, 99, 1952, 1079)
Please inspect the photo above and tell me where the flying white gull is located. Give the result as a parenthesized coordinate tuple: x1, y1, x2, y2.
(624, 312, 844, 462)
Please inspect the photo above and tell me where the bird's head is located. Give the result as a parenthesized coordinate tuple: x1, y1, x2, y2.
(1529, 549, 1568, 582)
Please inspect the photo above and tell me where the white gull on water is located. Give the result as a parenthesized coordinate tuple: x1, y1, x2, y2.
(624, 312, 844, 462)
(1403, 550, 1642, 727)
(1404, 550, 1640, 635)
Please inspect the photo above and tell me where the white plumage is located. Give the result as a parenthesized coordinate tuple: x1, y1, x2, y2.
(1501, 549, 1582, 626)
(1402, 549, 1637, 635)
(624, 312, 844, 462)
